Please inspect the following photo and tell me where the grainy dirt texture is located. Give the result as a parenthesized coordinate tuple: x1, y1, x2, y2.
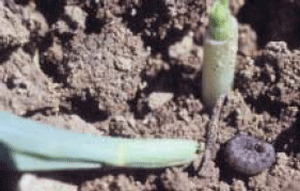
(1, 0, 300, 190)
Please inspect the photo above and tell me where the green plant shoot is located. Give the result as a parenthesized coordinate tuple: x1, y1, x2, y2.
(201, 0, 238, 111)
(0, 111, 200, 171)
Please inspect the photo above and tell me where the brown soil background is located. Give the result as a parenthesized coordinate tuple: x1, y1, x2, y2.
(1, 0, 300, 190)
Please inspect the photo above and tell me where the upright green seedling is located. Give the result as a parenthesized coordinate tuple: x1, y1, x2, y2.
(201, 0, 238, 111)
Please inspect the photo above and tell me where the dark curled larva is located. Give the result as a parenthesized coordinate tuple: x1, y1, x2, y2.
(223, 135, 275, 176)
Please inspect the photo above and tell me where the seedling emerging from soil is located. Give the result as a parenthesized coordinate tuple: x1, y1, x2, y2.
(201, 0, 238, 111)
(0, 111, 200, 171)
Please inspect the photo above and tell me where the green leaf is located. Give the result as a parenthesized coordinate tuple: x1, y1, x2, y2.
(0, 111, 201, 171)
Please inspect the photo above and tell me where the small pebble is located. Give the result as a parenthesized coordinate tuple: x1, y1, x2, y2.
(224, 135, 275, 176)
(148, 92, 174, 110)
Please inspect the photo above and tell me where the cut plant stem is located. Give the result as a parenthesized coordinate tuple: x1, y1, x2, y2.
(201, 0, 238, 111)
(0, 111, 201, 171)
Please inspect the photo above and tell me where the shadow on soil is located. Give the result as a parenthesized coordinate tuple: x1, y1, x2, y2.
(235, 51, 287, 119)
(122, 0, 188, 57)
(129, 60, 202, 119)
(274, 110, 300, 155)
(238, 0, 300, 49)
(0, 142, 21, 191)
(67, 90, 110, 123)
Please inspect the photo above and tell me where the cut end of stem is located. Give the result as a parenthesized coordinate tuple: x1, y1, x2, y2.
(201, 0, 238, 111)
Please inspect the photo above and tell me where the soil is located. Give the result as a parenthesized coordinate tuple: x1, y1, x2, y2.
(1, 0, 300, 190)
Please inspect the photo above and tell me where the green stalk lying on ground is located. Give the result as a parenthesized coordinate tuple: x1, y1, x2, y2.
(201, 0, 238, 111)
(0, 111, 200, 171)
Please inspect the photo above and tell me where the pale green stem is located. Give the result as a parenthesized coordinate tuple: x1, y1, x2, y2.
(0, 111, 200, 171)
(201, 0, 238, 111)
(10, 152, 102, 171)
